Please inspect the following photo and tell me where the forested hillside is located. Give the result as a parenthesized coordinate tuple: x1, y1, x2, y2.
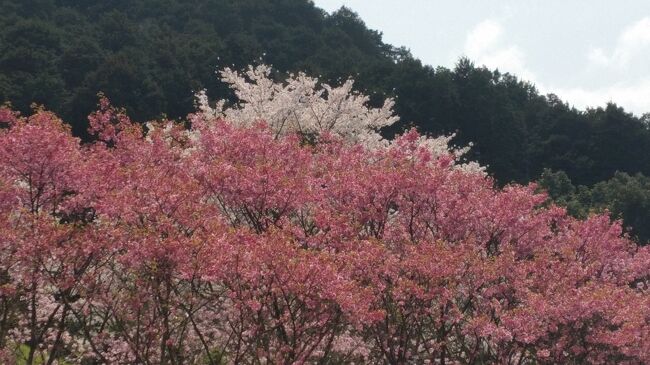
(2, 2, 650, 362)
(2, 0, 650, 241)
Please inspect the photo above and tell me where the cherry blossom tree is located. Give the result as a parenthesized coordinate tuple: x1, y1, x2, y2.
(0, 69, 648, 364)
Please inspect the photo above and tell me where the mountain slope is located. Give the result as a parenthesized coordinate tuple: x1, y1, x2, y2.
(1, 0, 649, 186)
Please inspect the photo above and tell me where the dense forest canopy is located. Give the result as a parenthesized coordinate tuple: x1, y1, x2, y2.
(1, 0, 650, 241)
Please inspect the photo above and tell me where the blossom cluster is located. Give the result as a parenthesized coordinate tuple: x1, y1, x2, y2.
(0, 73, 648, 364)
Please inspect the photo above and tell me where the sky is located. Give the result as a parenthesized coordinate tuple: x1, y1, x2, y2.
(312, 0, 650, 115)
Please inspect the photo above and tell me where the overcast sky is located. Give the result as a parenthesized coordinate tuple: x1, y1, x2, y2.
(312, 0, 650, 115)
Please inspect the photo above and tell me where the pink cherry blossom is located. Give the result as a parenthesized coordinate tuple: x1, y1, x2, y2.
(0, 84, 647, 364)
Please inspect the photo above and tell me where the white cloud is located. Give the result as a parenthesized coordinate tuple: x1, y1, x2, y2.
(587, 48, 610, 67)
(587, 17, 650, 68)
(555, 79, 650, 115)
(465, 20, 502, 56)
(569, 17, 650, 114)
(462, 18, 650, 115)
(463, 19, 538, 83)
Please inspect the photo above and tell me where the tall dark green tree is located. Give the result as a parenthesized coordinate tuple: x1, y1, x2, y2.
(539, 169, 650, 245)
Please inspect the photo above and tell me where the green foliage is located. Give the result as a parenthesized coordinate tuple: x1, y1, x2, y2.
(14, 344, 72, 365)
(539, 169, 650, 245)
(1, 0, 649, 185)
